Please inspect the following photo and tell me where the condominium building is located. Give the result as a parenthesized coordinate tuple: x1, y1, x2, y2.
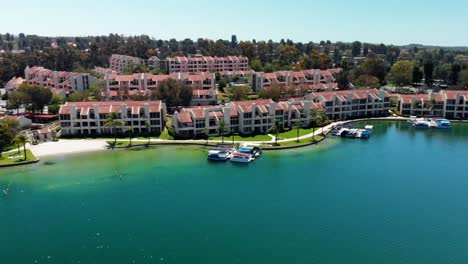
(59, 101, 166, 136)
(252, 68, 341, 92)
(165, 55, 249, 74)
(104, 72, 217, 106)
(24, 66, 99, 93)
(397, 90, 468, 119)
(172, 88, 390, 137)
(173, 99, 323, 137)
(5, 77, 24, 92)
(109, 54, 142, 73)
(305, 89, 391, 120)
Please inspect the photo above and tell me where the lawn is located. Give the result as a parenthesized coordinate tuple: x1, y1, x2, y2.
(277, 127, 318, 139)
(158, 129, 174, 140)
(209, 134, 272, 142)
(0, 149, 37, 166)
(266, 134, 325, 148)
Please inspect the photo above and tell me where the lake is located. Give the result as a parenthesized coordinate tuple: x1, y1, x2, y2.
(1, 121, 468, 264)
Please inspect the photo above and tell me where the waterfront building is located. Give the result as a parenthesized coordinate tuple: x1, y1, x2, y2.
(397, 93, 445, 117)
(24, 66, 99, 94)
(59, 101, 166, 136)
(104, 72, 217, 106)
(397, 90, 468, 119)
(109, 54, 142, 73)
(172, 88, 389, 137)
(251, 68, 341, 92)
(305, 89, 391, 120)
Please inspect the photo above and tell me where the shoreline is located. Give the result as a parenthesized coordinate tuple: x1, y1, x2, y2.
(25, 116, 456, 160)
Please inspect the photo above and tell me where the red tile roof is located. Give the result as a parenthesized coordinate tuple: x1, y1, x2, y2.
(59, 101, 162, 115)
(178, 111, 192, 123)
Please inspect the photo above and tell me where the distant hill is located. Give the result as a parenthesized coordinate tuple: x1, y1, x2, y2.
(402, 44, 468, 51)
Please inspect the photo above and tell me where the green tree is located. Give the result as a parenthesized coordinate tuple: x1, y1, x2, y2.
(271, 119, 281, 144)
(203, 127, 209, 145)
(239, 41, 256, 59)
(294, 121, 301, 143)
(14, 135, 29, 160)
(217, 119, 225, 143)
(153, 79, 193, 108)
(459, 70, 468, 89)
(354, 75, 381, 88)
(278, 45, 300, 66)
(352, 41, 361, 57)
(0, 119, 19, 159)
(412, 66, 423, 84)
(145, 121, 151, 146)
(450, 64, 461, 85)
(218, 80, 227, 92)
(104, 112, 124, 146)
(386, 60, 413, 87)
(126, 126, 133, 147)
(361, 58, 388, 84)
(250, 58, 263, 72)
(424, 60, 434, 85)
(258, 84, 281, 101)
(230, 86, 250, 101)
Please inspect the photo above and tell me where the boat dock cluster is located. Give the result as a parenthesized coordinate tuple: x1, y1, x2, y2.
(331, 125, 374, 139)
(408, 116, 452, 128)
(207, 144, 262, 163)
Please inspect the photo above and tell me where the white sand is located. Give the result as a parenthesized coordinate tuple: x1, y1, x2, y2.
(29, 139, 108, 157)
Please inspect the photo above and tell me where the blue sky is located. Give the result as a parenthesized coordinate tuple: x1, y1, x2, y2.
(1, 0, 467, 46)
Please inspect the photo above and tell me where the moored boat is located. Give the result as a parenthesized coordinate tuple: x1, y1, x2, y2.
(230, 152, 254, 163)
(207, 145, 236, 161)
(410, 118, 431, 128)
(430, 119, 452, 129)
(237, 144, 262, 158)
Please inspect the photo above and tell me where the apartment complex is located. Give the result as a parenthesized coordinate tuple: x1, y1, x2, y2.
(164, 55, 249, 74)
(305, 89, 390, 120)
(104, 72, 217, 106)
(59, 101, 166, 136)
(252, 68, 341, 92)
(24, 66, 99, 94)
(173, 89, 390, 137)
(5, 77, 24, 92)
(109, 54, 142, 73)
(397, 90, 468, 119)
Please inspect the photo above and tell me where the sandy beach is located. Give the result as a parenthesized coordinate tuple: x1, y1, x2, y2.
(29, 139, 109, 157)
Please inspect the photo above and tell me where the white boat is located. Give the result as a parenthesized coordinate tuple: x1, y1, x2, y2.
(430, 119, 452, 129)
(412, 119, 431, 128)
(230, 152, 254, 163)
(207, 145, 236, 161)
(207, 150, 232, 161)
(334, 126, 372, 139)
(237, 144, 262, 158)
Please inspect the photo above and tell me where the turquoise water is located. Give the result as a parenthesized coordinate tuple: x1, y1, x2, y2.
(1, 121, 468, 264)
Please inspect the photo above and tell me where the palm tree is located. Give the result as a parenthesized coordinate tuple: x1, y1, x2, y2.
(203, 127, 209, 145)
(231, 128, 235, 145)
(104, 112, 124, 146)
(15, 135, 28, 160)
(294, 121, 301, 143)
(312, 127, 316, 143)
(126, 126, 134, 147)
(13, 136, 21, 154)
(145, 121, 151, 146)
(318, 111, 329, 135)
(217, 119, 225, 143)
(272, 118, 281, 144)
(311, 109, 328, 135)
